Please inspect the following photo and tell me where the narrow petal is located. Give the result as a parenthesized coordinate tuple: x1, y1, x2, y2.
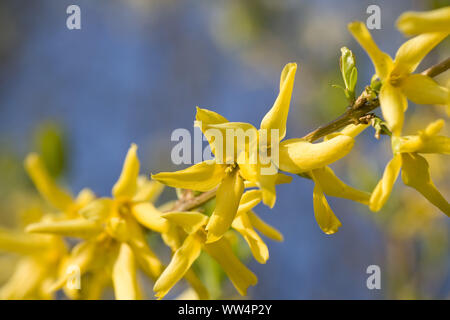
(379, 83, 406, 136)
(257, 169, 278, 208)
(195, 107, 229, 157)
(112, 144, 140, 199)
(260, 63, 297, 140)
(237, 190, 262, 215)
(279, 135, 355, 173)
(152, 160, 226, 192)
(206, 122, 258, 164)
(0, 257, 49, 299)
(347, 22, 393, 80)
(75, 188, 96, 207)
(401, 74, 449, 105)
(24, 153, 73, 211)
(392, 32, 448, 75)
(124, 217, 164, 279)
(311, 172, 342, 234)
(204, 237, 258, 296)
(79, 198, 113, 221)
(232, 212, 269, 264)
(247, 211, 283, 241)
(131, 202, 170, 233)
(401, 153, 450, 216)
(183, 269, 210, 300)
(153, 233, 203, 299)
(311, 167, 370, 205)
(112, 243, 140, 300)
(396, 135, 450, 154)
(205, 169, 244, 243)
(396, 7, 450, 36)
(369, 154, 402, 212)
(132, 177, 165, 203)
(161, 211, 208, 234)
(0, 228, 53, 255)
(26, 219, 102, 238)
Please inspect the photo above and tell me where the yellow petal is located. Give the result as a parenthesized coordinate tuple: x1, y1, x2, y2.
(112, 144, 140, 199)
(247, 211, 283, 241)
(0, 257, 49, 299)
(401, 74, 449, 106)
(183, 269, 210, 300)
(369, 154, 402, 212)
(50, 240, 98, 292)
(79, 198, 113, 221)
(153, 233, 203, 299)
(310, 172, 342, 234)
(195, 107, 229, 156)
(204, 237, 257, 296)
(124, 217, 164, 279)
(379, 82, 406, 136)
(396, 135, 450, 154)
(75, 188, 96, 207)
(311, 167, 370, 205)
(340, 123, 370, 138)
(257, 169, 278, 208)
(131, 202, 170, 233)
(232, 212, 269, 264)
(237, 190, 262, 214)
(0, 228, 53, 255)
(112, 243, 140, 300)
(425, 119, 445, 136)
(132, 177, 164, 203)
(206, 122, 258, 164)
(206, 169, 244, 243)
(26, 219, 103, 238)
(392, 32, 448, 75)
(260, 63, 297, 140)
(401, 153, 450, 216)
(161, 211, 208, 234)
(279, 135, 355, 173)
(347, 22, 393, 80)
(396, 7, 450, 36)
(24, 153, 73, 211)
(152, 160, 226, 192)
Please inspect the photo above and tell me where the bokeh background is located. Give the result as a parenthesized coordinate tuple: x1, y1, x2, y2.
(0, 0, 449, 299)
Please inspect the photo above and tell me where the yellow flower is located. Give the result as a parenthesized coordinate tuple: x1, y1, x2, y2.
(153, 63, 298, 243)
(291, 124, 371, 234)
(396, 7, 450, 36)
(26, 144, 207, 300)
(0, 153, 93, 299)
(370, 120, 450, 216)
(153, 187, 283, 298)
(348, 22, 449, 136)
(0, 227, 67, 299)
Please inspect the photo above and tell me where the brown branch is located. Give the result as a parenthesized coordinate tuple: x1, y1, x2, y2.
(166, 58, 450, 211)
(301, 57, 450, 142)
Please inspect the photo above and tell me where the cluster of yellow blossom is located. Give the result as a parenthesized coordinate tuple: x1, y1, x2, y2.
(0, 7, 449, 300)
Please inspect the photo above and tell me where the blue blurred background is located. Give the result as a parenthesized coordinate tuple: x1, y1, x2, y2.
(0, 0, 449, 299)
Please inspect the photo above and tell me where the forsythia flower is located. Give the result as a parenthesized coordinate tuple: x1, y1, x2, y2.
(154, 190, 283, 298)
(348, 22, 449, 136)
(0, 154, 96, 299)
(153, 63, 298, 243)
(304, 124, 371, 234)
(26, 144, 206, 299)
(396, 6, 450, 36)
(370, 119, 450, 216)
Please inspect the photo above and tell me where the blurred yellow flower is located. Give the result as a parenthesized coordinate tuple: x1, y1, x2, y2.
(396, 6, 450, 36)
